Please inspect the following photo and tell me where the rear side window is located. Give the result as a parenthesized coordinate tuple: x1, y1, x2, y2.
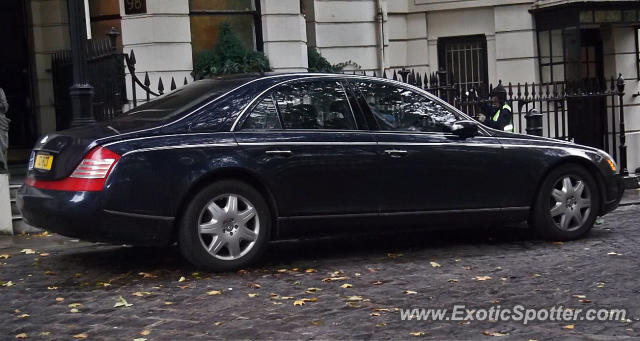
(274, 81, 357, 130)
(355, 81, 458, 133)
(241, 95, 282, 130)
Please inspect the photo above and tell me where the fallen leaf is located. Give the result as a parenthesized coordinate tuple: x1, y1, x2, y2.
(292, 280, 301, 286)
(47, 286, 58, 290)
(207, 290, 222, 296)
(404, 290, 418, 295)
(482, 330, 507, 336)
(533, 273, 541, 278)
(68, 303, 82, 308)
(563, 324, 575, 330)
(311, 320, 323, 326)
(372, 280, 383, 285)
(0, 254, 10, 259)
(138, 272, 156, 278)
(133, 292, 151, 297)
(39, 253, 50, 257)
(293, 300, 305, 306)
(302, 297, 317, 302)
(474, 276, 492, 281)
(73, 333, 88, 339)
(17, 314, 29, 318)
(2, 281, 14, 287)
(114, 296, 133, 308)
(248, 293, 258, 298)
(376, 323, 386, 327)
(44, 270, 56, 276)
(607, 252, 621, 256)
(70, 308, 79, 313)
(448, 279, 459, 283)
(321, 276, 347, 282)
(346, 295, 363, 302)
(20, 249, 36, 255)
(248, 283, 261, 289)
(367, 267, 377, 272)
(579, 299, 592, 303)
(133, 339, 147, 341)
(573, 295, 586, 299)
(304, 268, 317, 273)
(430, 261, 441, 268)
(15, 333, 27, 339)
(340, 283, 353, 288)
(214, 321, 223, 326)
(140, 330, 151, 336)
(56, 297, 64, 302)
(96, 282, 111, 287)
(372, 308, 391, 312)
(596, 282, 605, 288)
(409, 331, 425, 336)
(305, 287, 322, 293)
(346, 302, 360, 308)
(370, 312, 380, 317)
(39, 332, 50, 336)
(178, 276, 186, 282)
(277, 269, 288, 273)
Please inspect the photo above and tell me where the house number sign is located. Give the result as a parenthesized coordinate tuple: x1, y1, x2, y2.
(124, 0, 147, 15)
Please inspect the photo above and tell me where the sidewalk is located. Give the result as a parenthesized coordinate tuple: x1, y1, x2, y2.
(620, 188, 640, 207)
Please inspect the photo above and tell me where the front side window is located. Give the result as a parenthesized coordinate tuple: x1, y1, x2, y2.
(274, 81, 357, 130)
(241, 95, 281, 130)
(356, 81, 458, 133)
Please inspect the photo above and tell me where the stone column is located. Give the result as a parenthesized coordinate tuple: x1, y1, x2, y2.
(0, 173, 11, 234)
(119, 0, 193, 105)
(260, 0, 308, 72)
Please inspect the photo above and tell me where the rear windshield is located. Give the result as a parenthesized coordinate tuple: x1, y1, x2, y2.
(114, 77, 256, 122)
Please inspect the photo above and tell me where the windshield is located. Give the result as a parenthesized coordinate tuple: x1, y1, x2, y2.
(114, 77, 257, 122)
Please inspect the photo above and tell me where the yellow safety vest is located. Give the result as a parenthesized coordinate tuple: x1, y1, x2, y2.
(492, 103, 513, 132)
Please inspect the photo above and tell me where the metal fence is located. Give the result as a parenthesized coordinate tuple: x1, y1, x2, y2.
(51, 29, 127, 129)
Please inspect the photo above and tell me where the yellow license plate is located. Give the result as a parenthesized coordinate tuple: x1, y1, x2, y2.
(34, 154, 54, 171)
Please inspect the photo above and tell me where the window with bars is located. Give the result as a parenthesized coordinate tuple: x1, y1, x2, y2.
(437, 35, 488, 95)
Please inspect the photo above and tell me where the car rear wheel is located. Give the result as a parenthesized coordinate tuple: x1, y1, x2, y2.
(530, 164, 600, 241)
(178, 180, 271, 271)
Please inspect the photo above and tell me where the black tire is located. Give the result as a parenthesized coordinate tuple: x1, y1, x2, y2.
(178, 180, 271, 271)
(530, 164, 600, 241)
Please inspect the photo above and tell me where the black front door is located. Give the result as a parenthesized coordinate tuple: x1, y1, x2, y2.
(566, 29, 605, 149)
(0, 0, 35, 159)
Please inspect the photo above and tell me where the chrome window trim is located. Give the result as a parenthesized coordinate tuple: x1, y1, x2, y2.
(122, 143, 237, 156)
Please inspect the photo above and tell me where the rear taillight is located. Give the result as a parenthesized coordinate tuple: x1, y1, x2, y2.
(26, 147, 121, 192)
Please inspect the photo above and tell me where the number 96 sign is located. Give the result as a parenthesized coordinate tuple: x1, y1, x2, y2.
(125, 0, 146, 15)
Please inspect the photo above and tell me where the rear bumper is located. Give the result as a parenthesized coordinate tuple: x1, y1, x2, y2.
(16, 185, 175, 246)
(602, 174, 625, 214)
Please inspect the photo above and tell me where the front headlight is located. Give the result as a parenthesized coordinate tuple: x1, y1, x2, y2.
(599, 151, 617, 172)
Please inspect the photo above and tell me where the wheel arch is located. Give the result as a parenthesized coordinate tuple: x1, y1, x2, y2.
(531, 156, 607, 215)
(172, 167, 280, 241)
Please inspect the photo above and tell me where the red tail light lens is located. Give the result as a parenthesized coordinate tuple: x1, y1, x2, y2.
(26, 147, 121, 192)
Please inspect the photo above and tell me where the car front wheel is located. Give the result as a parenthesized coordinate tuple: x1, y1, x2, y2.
(530, 164, 600, 241)
(178, 180, 271, 271)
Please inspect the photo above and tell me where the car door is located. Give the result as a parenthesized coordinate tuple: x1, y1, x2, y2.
(351, 79, 506, 219)
(234, 79, 379, 221)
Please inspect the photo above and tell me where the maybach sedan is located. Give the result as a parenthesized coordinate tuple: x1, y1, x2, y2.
(17, 73, 624, 271)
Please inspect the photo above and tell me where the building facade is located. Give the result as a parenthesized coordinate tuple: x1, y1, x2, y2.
(2, 0, 640, 172)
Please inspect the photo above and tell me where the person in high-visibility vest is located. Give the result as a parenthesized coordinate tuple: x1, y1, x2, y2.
(477, 83, 513, 132)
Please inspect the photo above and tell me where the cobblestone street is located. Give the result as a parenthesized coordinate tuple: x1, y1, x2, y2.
(1, 205, 640, 340)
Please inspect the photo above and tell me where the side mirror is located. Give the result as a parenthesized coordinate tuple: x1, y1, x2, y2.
(451, 120, 479, 138)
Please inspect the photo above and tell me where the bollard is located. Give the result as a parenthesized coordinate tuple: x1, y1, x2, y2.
(525, 108, 543, 136)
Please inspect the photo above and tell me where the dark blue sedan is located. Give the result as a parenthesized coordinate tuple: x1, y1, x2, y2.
(17, 73, 624, 271)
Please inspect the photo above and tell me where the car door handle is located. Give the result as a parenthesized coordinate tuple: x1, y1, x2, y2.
(384, 149, 408, 157)
(265, 150, 293, 157)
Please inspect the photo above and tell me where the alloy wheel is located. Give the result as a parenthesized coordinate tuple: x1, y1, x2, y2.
(549, 175, 592, 232)
(197, 194, 260, 260)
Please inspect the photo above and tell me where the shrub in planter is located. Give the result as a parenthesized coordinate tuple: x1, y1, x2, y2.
(194, 22, 270, 78)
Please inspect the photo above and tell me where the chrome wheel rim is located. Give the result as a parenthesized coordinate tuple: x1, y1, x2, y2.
(197, 194, 259, 261)
(549, 175, 592, 232)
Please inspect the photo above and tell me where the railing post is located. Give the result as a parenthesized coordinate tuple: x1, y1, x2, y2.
(616, 74, 629, 176)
